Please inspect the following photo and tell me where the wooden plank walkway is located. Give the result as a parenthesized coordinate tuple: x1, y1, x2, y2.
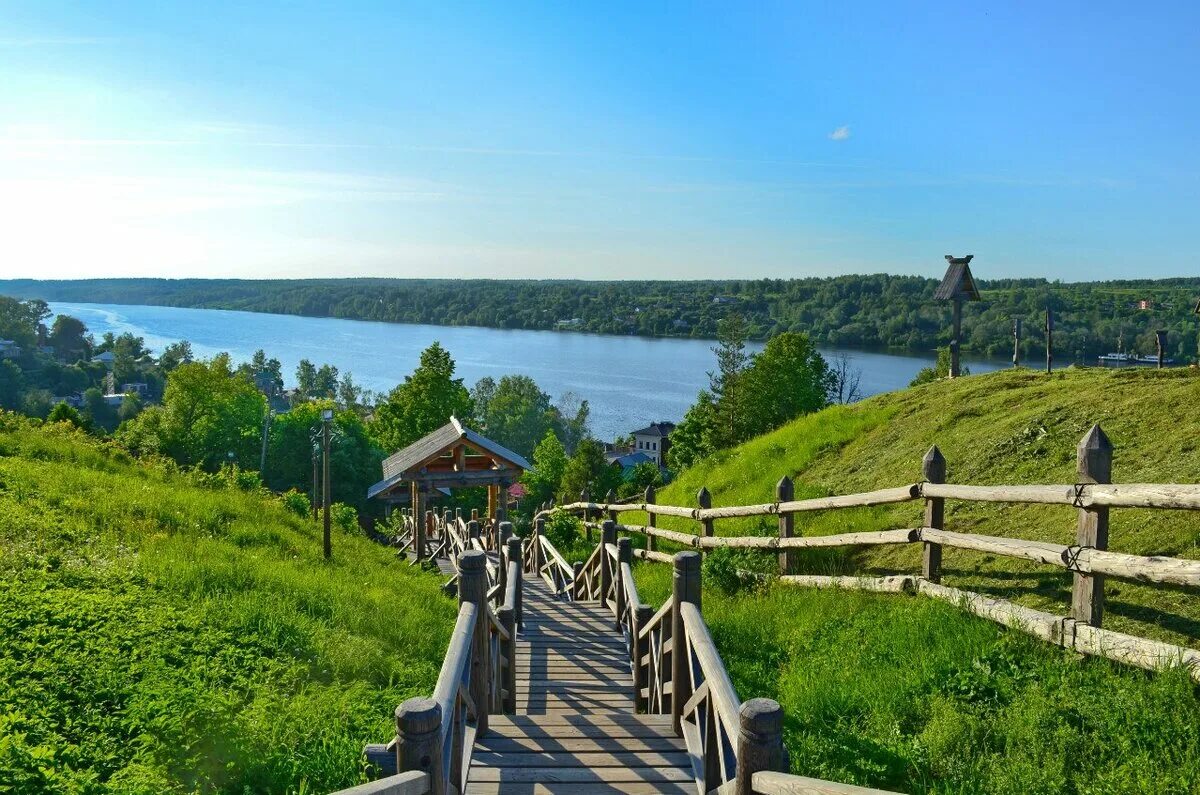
(466, 579, 692, 794)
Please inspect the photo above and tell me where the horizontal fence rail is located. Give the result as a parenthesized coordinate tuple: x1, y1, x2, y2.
(548, 424, 1200, 682)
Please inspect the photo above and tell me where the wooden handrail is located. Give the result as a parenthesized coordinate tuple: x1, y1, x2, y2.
(680, 602, 742, 745)
(746, 770, 900, 795)
(432, 603, 477, 740)
(328, 770, 431, 795)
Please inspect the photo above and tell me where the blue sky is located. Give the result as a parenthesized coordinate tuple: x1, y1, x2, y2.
(2, 1, 1197, 281)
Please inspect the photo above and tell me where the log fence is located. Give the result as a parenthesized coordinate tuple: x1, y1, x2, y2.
(547, 423, 1200, 681)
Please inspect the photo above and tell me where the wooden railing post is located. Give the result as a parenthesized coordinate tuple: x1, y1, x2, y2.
(572, 562, 583, 600)
(616, 537, 632, 628)
(532, 517, 544, 575)
(776, 476, 794, 574)
(698, 487, 714, 537)
(672, 551, 701, 735)
(496, 521, 513, 599)
(395, 697, 444, 794)
(458, 549, 490, 737)
(734, 698, 786, 795)
(414, 490, 427, 561)
(467, 519, 481, 546)
(645, 484, 658, 552)
(581, 489, 592, 543)
(498, 521, 513, 553)
(922, 446, 946, 583)
(600, 520, 617, 609)
(425, 510, 434, 556)
(506, 536, 523, 629)
(606, 489, 618, 525)
(1073, 424, 1112, 626)
(634, 603, 652, 711)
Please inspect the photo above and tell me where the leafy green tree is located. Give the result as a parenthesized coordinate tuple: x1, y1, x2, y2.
(560, 438, 621, 503)
(0, 296, 42, 350)
(0, 361, 24, 410)
(295, 359, 318, 399)
(740, 332, 833, 438)
(370, 342, 472, 452)
(121, 355, 266, 469)
(337, 373, 362, 408)
(621, 460, 664, 498)
(470, 377, 497, 430)
(667, 391, 717, 470)
(522, 430, 568, 508)
(315, 364, 339, 398)
(265, 400, 382, 509)
(555, 392, 591, 455)
(48, 315, 89, 362)
(81, 388, 117, 431)
(479, 375, 556, 459)
(158, 340, 193, 372)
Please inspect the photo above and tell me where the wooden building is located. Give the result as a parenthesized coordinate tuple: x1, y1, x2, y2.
(367, 416, 531, 529)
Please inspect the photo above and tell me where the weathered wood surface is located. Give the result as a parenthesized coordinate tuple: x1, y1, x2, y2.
(777, 575, 916, 593)
(746, 770, 900, 795)
(331, 771, 431, 795)
(466, 578, 693, 793)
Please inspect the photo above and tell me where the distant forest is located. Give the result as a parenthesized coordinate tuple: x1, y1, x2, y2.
(3, 275, 1200, 361)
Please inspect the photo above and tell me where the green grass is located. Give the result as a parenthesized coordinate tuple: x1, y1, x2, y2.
(0, 413, 455, 794)
(625, 366, 1200, 792)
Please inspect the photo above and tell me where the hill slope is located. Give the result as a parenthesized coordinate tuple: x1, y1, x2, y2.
(629, 367, 1200, 793)
(0, 414, 453, 794)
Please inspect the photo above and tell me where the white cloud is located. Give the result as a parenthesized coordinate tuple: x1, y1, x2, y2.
(828, 125, 851, 142)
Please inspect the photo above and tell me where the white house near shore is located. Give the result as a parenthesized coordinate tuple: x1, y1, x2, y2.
(630, 421, 675, 466)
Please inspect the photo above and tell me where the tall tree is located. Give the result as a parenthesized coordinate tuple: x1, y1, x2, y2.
(158, 340, 193, 372)
(48, 315, 89, 362)
(264, 400, 382, 508)
(560, 438, 620, 503)
(666, 391, 717, 470)
(370, 342, 472, 452)
(709, 313, 750, 448)
(315, 364, 339, 398)
(521, 430, 568, 508)
(740, 332, 833, 437)
(480, 375, 556, 459)
(555, 391, 591, 455)
(295, 359, 318, 399)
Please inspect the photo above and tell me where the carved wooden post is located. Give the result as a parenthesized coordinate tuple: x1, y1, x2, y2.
(1073, 425, 1112, 626)
(698, 487, 714, 537)
(581, 489, 592, 543)
(395, 697, 444, 794)
(734, 698, 786, 795)
(600, 520, 617, 609)
(922, 446, 946, 583)
(776, 476, 794, 574)
(633, 607, 652, 710)
(532, 516, 544, 575)
(459, 549, 490, 737)
(644, 484, 658, 552)
(616, 537, 632, 629)
(467, 519, 481, 546)
(506, 536, 524, 628)
(671, 551, 701, 736)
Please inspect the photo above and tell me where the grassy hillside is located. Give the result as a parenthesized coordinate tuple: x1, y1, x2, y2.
(629, 367, 1200, 793)
(0, 413, 453, 794)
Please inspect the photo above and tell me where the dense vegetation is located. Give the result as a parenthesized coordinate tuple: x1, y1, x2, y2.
(0, 413, 454, 793)
(620, 366, 1200, 792)
(5, 275, 1200, 359)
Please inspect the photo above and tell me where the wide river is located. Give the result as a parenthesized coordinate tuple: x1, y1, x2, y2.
(50, 302, 1002, 441)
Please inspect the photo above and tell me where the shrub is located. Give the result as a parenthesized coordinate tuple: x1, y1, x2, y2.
(331, 502, 361, 534)
(702, 546, 775, 595)
(544, 509, 583, 551)
(280, 489, 311, 518)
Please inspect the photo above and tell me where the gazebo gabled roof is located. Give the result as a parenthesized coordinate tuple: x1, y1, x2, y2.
(934, 255, 981, 301)
(368, 417, 532, 500)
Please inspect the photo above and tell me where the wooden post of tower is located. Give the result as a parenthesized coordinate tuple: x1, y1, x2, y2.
(1045, 307, 1054, 373)
(1012, 318, 1022, 367)
(934, 255, 980, 379)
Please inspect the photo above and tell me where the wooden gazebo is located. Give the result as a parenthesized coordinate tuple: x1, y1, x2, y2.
(368, 416, 531, 532)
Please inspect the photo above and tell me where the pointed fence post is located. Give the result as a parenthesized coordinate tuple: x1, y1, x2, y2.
(698, 487, 714, 537)
(458, 549, 490, 737)
(395, 698, 443, 793)
(644, 484, 658, 552)
(776, 476, 794, 574)
(600, 520, 617, 609)
(671, 551, 701, 736)
(734, 698, 786, 795)
(1073, 425, 1112, 626)
(922, 446, 946, 583)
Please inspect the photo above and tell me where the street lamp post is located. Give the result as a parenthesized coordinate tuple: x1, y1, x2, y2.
(322, 408, 333, 560)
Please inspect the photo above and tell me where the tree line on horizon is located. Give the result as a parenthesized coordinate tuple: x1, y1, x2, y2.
(4, 274, 1200, 360)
